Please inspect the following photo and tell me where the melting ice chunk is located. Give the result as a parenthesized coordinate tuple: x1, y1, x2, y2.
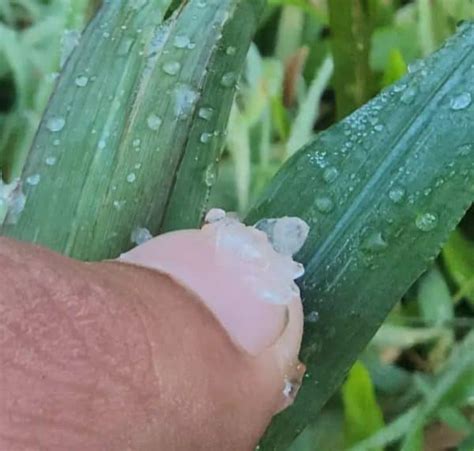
(254, 217, 309, 256)
(201, 209, 309, 305)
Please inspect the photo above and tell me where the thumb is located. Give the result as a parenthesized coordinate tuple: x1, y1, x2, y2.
(0, 215, 306, 450)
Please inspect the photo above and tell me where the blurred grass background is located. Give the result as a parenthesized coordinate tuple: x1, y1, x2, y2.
(1, 0, 474, 449)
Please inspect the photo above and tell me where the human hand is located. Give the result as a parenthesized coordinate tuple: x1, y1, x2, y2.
(0, 215, 306, 450)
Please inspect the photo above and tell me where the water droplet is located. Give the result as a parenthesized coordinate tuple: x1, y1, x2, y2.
(113, 200, 126, 210)
(400, 86, 417, 105)
(393, 83, 407, 93)
(126, 172, 136, 183)
(26, 174, 41, 186)
(415, 212, 438, 232)
(132, 138, 141, 148)
(173, 34, 191, 49)
(226, 46, 236, 56)
(364, 231, 388, 251)
(407, 59, 425, 74)
(147, 114, 162, 131)
(46, 116, 66, 132)
(198, 107, 214, 121)
(315, 196, 334, 213)
(45, 156, 57, 166)
(131, 227, 153, 245)
(220, 72, 236, 88)
(75, 75, 89, 87)
(174, 85, 198, 119)
(205, 164, 217, 187)
(450, 92, 472, 110)
(53, 139, 60, 146)
(200, 132, 213, 143)
(374, 124, 384, 132)
(162, 61, 181, 75)
(322, 167, 339, 184)
(305, 311, 319, 323)
(388, 187, 405, 203)
(98, 139, 106, 150)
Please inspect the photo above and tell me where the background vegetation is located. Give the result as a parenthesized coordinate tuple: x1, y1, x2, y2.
(1, 0, 474, 449)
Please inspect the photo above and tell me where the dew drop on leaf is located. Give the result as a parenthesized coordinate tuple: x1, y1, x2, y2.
(200, 132, 213, 143)
(364, 231, 388, 252)
(220, 72, 236, 88)
(400, 87, 417, 105)
(450, 92, 472, 110)
(147, 114, 162, 131)
(45, 156, 57, 166)
(322, 167, 339, 184)
(26, 174, 41, 186)
(46, 116, 66, 132)
(198, 107, 213, 120)
(162, 61, 181, 75)
(415, 212, 438, 232)
(388, 187, 406, 203)
(174, 85, 198, 118)
(74, 75, 89, 87)
(305, 311, 320, 323)
(315, 196, 334, 213)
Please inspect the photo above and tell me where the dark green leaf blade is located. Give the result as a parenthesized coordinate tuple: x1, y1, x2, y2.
(2, 0, 265, 260)
(247, 23, 474, 449)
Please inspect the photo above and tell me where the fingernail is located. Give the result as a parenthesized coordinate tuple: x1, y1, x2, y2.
(119, 210, 308, 357)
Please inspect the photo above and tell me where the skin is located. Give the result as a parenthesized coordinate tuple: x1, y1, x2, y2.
(0, 237, 305, 450)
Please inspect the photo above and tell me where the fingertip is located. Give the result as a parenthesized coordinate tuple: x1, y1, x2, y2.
(120, 212, 307, 414)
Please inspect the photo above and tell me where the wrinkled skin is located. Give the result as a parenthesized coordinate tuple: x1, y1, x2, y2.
(0, 238, 304, 450)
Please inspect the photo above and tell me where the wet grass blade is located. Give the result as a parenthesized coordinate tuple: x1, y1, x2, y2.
(2, 0, 265, 260)
(247, 23, 474, 449)
(328, 0, 375, 118)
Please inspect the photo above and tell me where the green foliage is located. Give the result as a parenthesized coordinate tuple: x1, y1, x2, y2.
(0, 0, 90, 180)
(2, 0, 265, 259)
(443, 229, 474, 304)
(328, 0, 376, 118)
(342, 361, 385, 449)
(248, 22, 474, 449)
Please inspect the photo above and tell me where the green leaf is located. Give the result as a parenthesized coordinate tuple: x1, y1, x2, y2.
(370, 25, 419, 73)
(342, 361, 384, 449)
(350, 332, 474, 451)
(382, 49, 407, 87)
(328, 0, 376, 118)
(400, 331, 474, 450)
(443, 229, 474, 304)
(347, 406, 420, 451)
(286, 55, 333, 157)
(2, 0, 265, 259)
(248, 23, 474, 449)
(418, 266, 454, 326)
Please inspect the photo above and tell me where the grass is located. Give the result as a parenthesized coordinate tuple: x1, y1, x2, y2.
(1, 0, 474, 450)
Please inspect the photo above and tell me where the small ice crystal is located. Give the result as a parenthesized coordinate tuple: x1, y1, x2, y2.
(205, 208, 226, 223)
(131, 227, 153, 245)
(254, 217, 309, 256)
